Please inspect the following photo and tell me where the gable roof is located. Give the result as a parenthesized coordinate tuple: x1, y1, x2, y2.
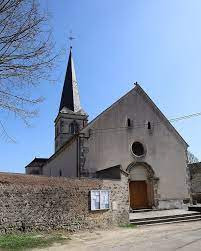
(25, 158, 48, 168)
(135, 84, 188, 147)
(82, 87, 135, 132)
(82, 83, 188, 147)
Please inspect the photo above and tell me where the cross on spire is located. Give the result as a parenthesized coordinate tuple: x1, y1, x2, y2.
(68, 30, 76, 48)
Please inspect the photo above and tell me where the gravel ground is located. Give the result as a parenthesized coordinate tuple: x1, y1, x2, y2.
(35, 221, 201, 251)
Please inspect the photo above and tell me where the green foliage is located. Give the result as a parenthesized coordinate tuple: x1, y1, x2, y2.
(0, 233, 68, 250)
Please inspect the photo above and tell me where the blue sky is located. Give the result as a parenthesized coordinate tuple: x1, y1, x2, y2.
(1, 0, 201, 173)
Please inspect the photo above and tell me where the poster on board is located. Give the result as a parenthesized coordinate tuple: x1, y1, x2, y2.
(91, 190, 100, 210)
(91, 190, 109, 210)
(100, 190, 109, 209)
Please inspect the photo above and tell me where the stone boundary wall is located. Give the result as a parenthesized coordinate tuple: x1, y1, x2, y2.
(189, 163, 201, 203)
(0, 172, 129, 233)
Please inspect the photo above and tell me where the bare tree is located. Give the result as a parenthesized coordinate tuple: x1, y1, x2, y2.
(0, 0, 57, 141)
(187, 151, 199, 164)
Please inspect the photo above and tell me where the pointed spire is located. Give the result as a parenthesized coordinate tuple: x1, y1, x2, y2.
(59, 47, 82, 113)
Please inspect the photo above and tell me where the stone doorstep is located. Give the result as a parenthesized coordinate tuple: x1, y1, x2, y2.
(130, 211, 201, 222)
(189, 205, 201, 212)
(132, 217, 201, 227)
(129, 209, 198, 221)
(130, 213, 201, 225)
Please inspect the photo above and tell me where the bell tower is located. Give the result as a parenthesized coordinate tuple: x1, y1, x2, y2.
(55, 47, 88, 152)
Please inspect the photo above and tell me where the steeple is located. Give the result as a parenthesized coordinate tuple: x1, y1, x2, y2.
(55, 47, 88, 152)
(59, 47, 82, 113)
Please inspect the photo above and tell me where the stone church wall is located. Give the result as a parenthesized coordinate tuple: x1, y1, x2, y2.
(0, 172, 129, 233)
(81, 87, 190, 207)
(43, 137, 78, 177)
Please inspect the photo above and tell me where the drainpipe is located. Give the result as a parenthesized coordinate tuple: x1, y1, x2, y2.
(77, 135, 80, 178)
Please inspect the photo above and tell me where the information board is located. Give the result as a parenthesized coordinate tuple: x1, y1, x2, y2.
(91, 190, 109, 210)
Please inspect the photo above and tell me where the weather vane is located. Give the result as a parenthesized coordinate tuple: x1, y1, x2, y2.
(68, 30, 76, 49)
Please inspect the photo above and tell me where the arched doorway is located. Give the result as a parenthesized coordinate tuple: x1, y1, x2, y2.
(127, 162, 159, 209)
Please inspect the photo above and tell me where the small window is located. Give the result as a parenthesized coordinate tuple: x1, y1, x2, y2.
(69, 121, 79, 134)
(91, 190, 110, 211)
(60, 120, 64, 130)
(131, 142, 145, 157)
(56, 126, 59, 136)
(147, 121, 151, 130)
(59, 170, 62, 177)
(127, 118, 131, 127)
(69, 123, 74, 134)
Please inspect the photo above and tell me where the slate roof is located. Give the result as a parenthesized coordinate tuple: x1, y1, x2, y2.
(59, 48, 82, 112)
(25, 158, 48, 168)
(96, 165, 129, 180)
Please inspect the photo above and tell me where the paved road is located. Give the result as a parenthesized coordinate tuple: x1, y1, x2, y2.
(37, 221, 201, 251)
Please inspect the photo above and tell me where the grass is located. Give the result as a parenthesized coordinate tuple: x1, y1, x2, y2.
(0, 232, 69, 250)
(119, 223, 136, 228)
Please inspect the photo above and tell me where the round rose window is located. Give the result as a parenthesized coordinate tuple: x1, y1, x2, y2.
(131, 142, 145, 157)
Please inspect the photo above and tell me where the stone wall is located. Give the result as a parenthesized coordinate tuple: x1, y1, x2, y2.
(189, 162, 201, 203)
(0, 172, 129, 233)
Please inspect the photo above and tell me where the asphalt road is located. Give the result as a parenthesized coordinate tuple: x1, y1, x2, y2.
(37, 221, 201, 251)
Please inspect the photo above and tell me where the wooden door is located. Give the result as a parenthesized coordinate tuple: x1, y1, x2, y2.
(129, 181, 148, 209)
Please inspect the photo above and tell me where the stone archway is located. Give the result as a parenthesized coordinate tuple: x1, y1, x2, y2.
(127, 162, 159, 209)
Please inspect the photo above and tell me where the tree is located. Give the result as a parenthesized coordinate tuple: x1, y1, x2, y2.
(0, 0, 57, 141)
(187, 151, 199, 164)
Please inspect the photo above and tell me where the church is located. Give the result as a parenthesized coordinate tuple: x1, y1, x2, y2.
(26, 47, 190, 210)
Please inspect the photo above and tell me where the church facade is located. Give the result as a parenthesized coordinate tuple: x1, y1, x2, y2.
(26, 48, 190, 210)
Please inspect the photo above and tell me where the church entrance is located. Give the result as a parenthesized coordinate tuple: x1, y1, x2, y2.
(127, 162, 158, 210)
(129, 181, 148, 209)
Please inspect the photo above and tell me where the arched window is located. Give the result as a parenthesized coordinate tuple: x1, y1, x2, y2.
(69, 121, 79, 134)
